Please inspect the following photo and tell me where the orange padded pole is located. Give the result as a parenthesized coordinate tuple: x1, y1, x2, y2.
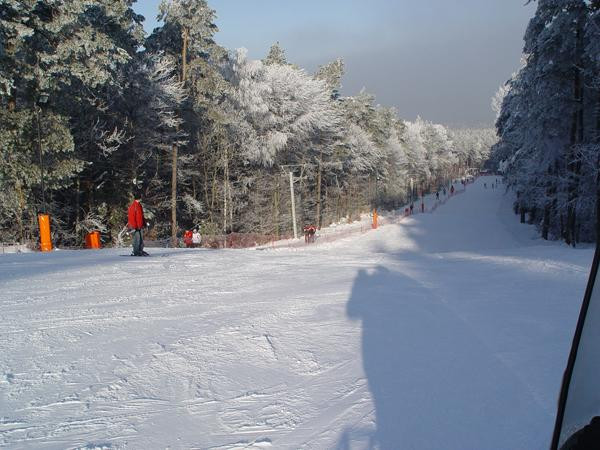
(38, 213, 53, 252)
(85, 231, 101, 249)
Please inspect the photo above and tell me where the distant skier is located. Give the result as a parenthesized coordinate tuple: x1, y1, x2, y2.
(436, 191, 439, 201)
(450, 185, 455, 195)
(409, 203, 414, 215)
(192, 229, 202, 248)
(127, 192, 148, 256)
(303, 224, 316, 243)
(443, 187, 447, 196)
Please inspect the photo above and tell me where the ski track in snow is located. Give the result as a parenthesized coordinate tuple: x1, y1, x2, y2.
(0, 176, 594, 449)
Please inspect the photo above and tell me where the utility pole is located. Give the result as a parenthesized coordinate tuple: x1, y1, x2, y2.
(289, 170, 298, 239)
(281, 164, 309, 240)
(281, 163, 318, 239)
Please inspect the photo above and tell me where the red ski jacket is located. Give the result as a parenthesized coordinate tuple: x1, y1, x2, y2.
(127, 200, 145, 230)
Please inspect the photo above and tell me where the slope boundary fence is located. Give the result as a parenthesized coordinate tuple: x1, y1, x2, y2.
(258, 184, 469, 250)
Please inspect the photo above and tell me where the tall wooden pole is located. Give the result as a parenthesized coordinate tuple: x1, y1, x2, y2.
(315, 150, 323, 228)
(172, 28, 188, 247)
(289, 170, 298, 239)
(223, 143, 228, 236)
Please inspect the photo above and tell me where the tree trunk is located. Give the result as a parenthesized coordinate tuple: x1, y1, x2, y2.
(229, 163, 233, 232)
(315, 151, 323, 228)
(528, 207, 537, 225)
(223, 144, 228, 234)
(542, 203, 550, 240)
(324, 185, 329, 228)
(171, 144, 178, 246)
(273, 177, 280, 238)
(75, 177, 80, 239)
(203, 161, 210, 214)
(171, 28, 189, 247)
(15, 180, 24, 243)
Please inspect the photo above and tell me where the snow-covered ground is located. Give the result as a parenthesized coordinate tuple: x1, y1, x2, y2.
(0, 176, 594, 449)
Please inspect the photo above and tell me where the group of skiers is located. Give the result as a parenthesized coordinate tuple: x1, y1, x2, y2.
(435, 185, 455, 200)
(405, 184, 457, 216)
(483, 179, 501, 190)
(183, 229, 202, 248)
(303, 224, 317, 243)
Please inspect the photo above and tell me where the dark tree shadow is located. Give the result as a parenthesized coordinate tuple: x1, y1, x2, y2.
(342, 266, 548, 450)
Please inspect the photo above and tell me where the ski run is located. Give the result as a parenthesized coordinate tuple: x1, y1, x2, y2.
(0, 176, 594, 449)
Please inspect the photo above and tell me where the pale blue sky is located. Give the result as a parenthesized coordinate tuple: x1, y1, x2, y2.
(133, 1, 535, 127)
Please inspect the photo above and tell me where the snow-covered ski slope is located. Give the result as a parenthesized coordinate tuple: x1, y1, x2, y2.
(0, 176, 594, 449)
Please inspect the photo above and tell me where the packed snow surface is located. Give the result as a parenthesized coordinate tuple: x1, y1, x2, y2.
(0, 176, 593, 449)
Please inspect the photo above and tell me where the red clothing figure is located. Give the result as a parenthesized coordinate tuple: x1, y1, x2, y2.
(127, 199, 145, 230)
(303, 225, 317, 243)
(183, 230, 193, 248)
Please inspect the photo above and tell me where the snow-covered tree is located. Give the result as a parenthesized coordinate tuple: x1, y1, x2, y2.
(226, 48, 341, 167)
(146, 0, 221, 243)
(0, 0, 143, 245)
(263, 42, 288, 66)
(492, 83, 510, 121)
(315, 58, 345, 99)
(492, 0, 600, 243)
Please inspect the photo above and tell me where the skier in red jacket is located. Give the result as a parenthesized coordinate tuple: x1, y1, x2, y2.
(127, 192, 148, 256)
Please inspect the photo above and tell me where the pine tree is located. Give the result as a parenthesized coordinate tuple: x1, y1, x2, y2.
(0, 0, 143, 244)
(494, 0, 587, 240)
(147, 0, 221, 244)
(315, 58, 344, 99)
(263, 42, 287, 65)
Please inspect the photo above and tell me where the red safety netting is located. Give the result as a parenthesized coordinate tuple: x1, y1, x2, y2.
(146, 182, 472, 251)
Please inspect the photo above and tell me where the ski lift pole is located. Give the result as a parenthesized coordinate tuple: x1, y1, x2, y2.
(289, 170, 298, 239)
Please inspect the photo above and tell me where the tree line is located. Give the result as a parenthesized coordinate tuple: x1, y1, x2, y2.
(0, 0, 495, 247)
(492, 0, 600, 245)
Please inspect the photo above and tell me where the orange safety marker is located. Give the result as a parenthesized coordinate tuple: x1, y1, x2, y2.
(38, 213, 53, 252)
(372, 209, 378, 229)
(85, 231, 101, 249)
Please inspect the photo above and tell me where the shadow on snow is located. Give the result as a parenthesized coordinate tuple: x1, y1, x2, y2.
(339, 265, 548, 450)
